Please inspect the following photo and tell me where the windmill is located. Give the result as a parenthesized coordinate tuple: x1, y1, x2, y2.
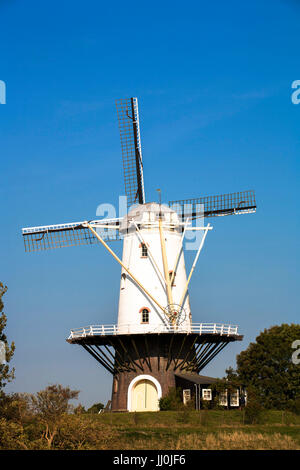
(22, 97, 256, 412)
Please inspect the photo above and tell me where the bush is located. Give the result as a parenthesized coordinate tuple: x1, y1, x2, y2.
(287, 397, 300, 415)
(159, 396, 172, 411)
(0, 418, 28, 450)
(244, 393, 263, 424)
(159, 387, 182, 411)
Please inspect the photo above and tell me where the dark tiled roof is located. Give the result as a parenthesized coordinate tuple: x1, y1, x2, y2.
(175, 373, 218, 385)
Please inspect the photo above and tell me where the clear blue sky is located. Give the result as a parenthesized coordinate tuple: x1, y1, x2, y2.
(1, 0, 299, 407)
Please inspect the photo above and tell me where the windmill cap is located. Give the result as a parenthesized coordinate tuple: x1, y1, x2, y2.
(120, 202, 180, 232)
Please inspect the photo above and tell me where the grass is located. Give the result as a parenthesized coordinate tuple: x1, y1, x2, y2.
(94, 410, 300, 450)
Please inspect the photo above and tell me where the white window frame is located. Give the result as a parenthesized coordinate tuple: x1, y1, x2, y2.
(230, 389, 239, 407)
(219, 389, 228, 406)
(141, 308, 150, 324)
(183, 389, 191, 405)
(140, 243, 148, 258)
(202, 388, 212, 401)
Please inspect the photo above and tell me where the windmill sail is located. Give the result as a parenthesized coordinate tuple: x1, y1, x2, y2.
(22, 219, 120, 252)
(116, 97, 145, 208)
(169, 190, 256, 220)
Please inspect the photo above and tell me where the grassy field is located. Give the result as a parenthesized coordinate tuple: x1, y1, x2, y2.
(95, 409, 300, 450)
(2, 408, 299, 449)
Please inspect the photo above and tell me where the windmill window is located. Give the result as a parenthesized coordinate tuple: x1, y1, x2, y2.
(121, 273, 126, 290)
(140, 308, 150, 324)
(169, 271, 176, 286)
(140, 243, 148, 258)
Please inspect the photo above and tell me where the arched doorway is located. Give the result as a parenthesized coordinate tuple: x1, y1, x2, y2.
(128, 375, 161, 412)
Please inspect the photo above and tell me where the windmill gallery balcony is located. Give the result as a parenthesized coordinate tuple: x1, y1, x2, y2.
(68, 323, 240, 340)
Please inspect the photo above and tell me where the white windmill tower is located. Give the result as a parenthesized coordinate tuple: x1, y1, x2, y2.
(22, 97, 256, 412)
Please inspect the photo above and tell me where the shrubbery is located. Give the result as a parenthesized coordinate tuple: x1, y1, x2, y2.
(159, 387, 183, 411)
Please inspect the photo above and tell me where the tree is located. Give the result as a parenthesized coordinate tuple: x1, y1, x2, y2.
(236, 324, 300, 409)
(30, 384, 79, 449)
(0, 282, 15, 394)
(74, 403, 86, 414)
(0, 393, 32, 424)
(87, 402, 104, 414)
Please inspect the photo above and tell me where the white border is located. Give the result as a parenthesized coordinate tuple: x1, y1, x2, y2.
(127, 374, 162, 412)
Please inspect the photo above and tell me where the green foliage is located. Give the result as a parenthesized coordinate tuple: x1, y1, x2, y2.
(236, 324, 300, 409)
(0, 283, 15, 392)
(200, 398, 211, 410)
(30, 384, 79, 419)
(159, 387, 182, 411)
(30, 384, 79, 448)
(244, 388, 263, 424)
(0, 418, 28, 449)
(55, 415, 116, 450)
(212, 368, 242, 395)
(1, 408, 300, 449)
(0, 392, 31, 423)
(211, 396, 224, 410)
(87, 402, 104, 414)
(287, 397, 300, 415)
(74, 403, 86, 414)
(133, 411, 140, 425)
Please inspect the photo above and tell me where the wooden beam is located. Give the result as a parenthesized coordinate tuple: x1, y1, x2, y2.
(166, 334, 175, 371)
(82, 344, 114, 374)
(178, 335, 199, 371)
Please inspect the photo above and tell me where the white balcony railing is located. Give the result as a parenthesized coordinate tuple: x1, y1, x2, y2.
(68, 323, 239, 340)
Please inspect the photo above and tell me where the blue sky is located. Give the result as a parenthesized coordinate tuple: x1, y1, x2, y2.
(0, 0, 299, 407)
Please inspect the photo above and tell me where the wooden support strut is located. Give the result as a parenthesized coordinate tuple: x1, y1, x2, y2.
(82, 344, 114, 374)
(169, 217, 189, 287)
(107, 338, 134, 373)
(174, 335, 188, 370)
(158, 217, 174, 307)
(195, 343, 221, 371)
(166, 334, 175, 371)
(185, 342, 208, 372)
(130, 337, 144, 371)
(179, 224, 211, 309)
(142, 336, 152, 372)
(86, 223, 166, 314)
(117, 337, 143, 372)
(177, 335, 199, 371)
(200, 342, 229, 371)
(158, 216, 176, 326)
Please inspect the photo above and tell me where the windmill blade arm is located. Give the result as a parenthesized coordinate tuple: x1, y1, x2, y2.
(22, 218, 121, 252)
(116, 97, 145, 207)
(169, 190, 256, 220)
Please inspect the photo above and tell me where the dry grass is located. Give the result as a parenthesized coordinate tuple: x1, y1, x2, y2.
(175, 431, 300, 450)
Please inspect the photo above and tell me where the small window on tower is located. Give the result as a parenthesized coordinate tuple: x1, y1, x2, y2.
(121, 273, 126, 290)
(140, 243, 148, 258)
(140, 308, 150, 324)
(169, 271, 176, 286)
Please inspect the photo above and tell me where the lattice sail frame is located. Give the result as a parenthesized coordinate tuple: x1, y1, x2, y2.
(22, 219, 120, 252)
(116, 97, 145, 207)
(169, 190, 256, 220)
